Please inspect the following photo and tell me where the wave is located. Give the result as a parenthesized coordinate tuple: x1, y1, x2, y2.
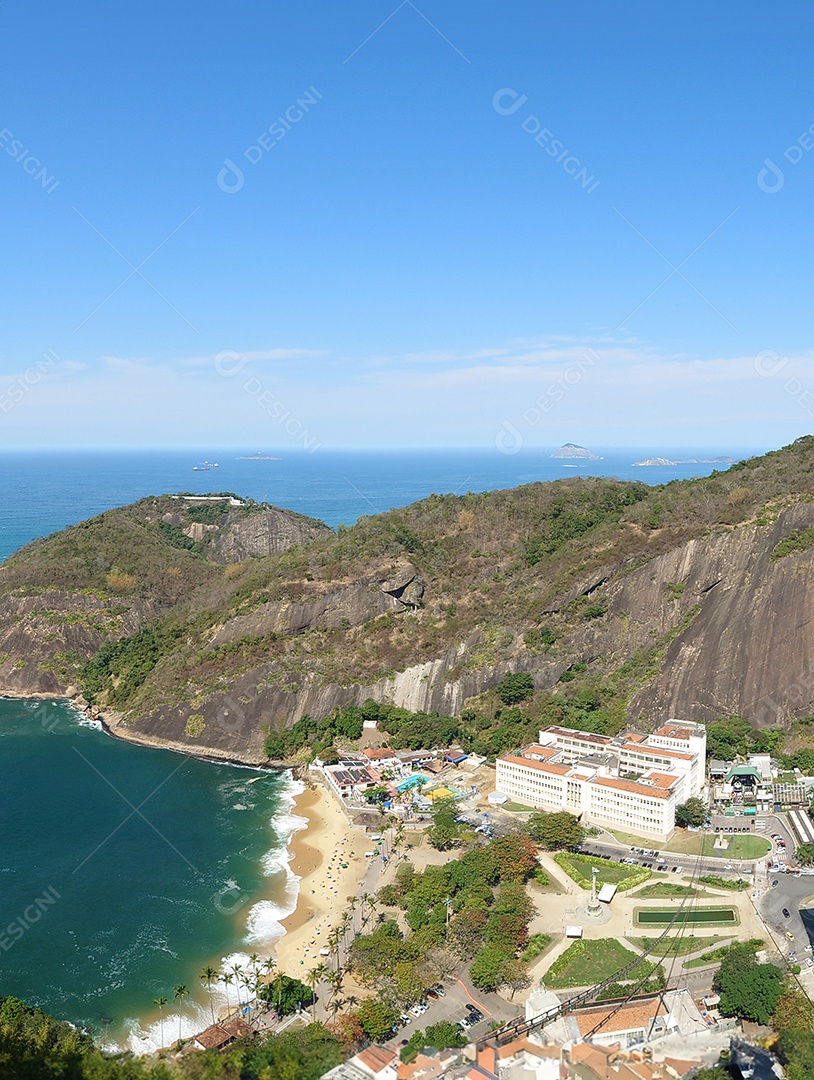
(252, 772, 307, 946)
(117, 998, 209, 1057)
(112, 771, 309, 1055)
(245, 894, 297, 946)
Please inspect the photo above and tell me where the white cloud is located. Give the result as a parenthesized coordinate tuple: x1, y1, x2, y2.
(2, 335, 813, 449)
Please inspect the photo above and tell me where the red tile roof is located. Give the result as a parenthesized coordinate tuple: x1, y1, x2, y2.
(502, 754, 572, 776)
(591, 776, 673, 800)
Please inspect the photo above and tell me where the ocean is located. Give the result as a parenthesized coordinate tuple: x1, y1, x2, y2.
(0, 698, 304, 1051)
(0, 445, 763, 563)
(0, 445, 759, 1047)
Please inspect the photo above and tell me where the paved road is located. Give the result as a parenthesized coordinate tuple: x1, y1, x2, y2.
(581, 815, 814, 974)
(381, 975, 516, 1051)
(578, 838, 756, 878)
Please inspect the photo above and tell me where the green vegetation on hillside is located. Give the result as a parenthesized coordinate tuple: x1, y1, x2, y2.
(8, 439, 814, 739)
(771, 527, 814, 561)
(0, 993, 341, 1079)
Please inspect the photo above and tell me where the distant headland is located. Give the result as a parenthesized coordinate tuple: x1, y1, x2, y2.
(633, 455, 735, 467)
(550, 442, 603, 461)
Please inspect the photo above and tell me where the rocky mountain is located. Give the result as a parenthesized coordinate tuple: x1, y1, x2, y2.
(4, 439, 814, 760)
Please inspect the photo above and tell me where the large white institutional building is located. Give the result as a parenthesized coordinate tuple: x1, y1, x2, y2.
(495, 722, 707, 841)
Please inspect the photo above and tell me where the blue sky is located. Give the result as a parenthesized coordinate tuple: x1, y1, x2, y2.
(1, 1, 812, 450)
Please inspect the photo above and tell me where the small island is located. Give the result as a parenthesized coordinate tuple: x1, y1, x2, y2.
(550, 442, 603, 461)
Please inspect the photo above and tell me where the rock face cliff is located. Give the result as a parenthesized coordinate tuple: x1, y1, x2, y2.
(0, 494, 331, 698)
(622, 504, 814, 726)
(4, 439, 814, 758)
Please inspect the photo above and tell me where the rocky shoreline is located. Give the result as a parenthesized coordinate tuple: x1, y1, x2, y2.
(0, 684, 293, 772)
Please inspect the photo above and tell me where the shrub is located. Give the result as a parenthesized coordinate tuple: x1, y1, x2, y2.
(496, 672, 534, 704)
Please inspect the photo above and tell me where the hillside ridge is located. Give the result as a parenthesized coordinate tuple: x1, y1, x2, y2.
(3, 439, 814, 761)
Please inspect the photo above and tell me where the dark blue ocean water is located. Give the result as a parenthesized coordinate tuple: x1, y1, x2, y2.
(0, 446, 763, 563)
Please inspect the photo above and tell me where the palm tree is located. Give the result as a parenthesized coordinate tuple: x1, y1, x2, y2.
(220, 971, 234, 1016)
(338, 911, 353, 967)
(261, 955, 276, 991)
(367, 895, 378, 924)
(172, 984, 189, 1045)
(304, 966, 321, 1022)
(359, 892, 371, 926)
(328, 968, 344, 1001)
(274, 969, 287, 1014)
(154, 996, 168, 1050)
(200, 965, 218, 1025)
(241, 971, 255, 1011)
(231, 964, 244, 1009)
(393, 823, 405, 861)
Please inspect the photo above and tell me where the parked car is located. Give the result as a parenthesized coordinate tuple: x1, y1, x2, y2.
(433, 984, 446, 997)
(772, 880, 779, 888)
(426, 989, 438, 999)
(783, 908, 791, 919)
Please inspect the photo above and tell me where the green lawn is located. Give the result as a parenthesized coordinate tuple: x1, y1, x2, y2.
(633, 882, 702, 898)
(556, 852, 649, 889)
(544, 938, 645, 988)
(607, 828, 770, 860)
(502, 800, 534, 813)
(521, 933, 554, 962)
(683, 937, 764, 970)
(628, 934, 731, 957)
(698, 874, 750, 891)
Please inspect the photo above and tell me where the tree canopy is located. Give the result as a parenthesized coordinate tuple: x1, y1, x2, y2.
(675, 796, 707, 828)
(496, 672, 535, 705)
(526, 810, 585, 849)
(713, 943, 783, 1025)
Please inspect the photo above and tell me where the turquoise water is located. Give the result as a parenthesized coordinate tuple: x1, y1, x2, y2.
(394, 773, 431, 791)
(0, 697, 301, 1050)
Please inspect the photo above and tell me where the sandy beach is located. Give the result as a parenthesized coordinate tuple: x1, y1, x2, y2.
(273, 781, 367, 977)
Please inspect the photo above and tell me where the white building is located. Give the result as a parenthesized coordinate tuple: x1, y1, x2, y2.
(536, 723, 706, 802)
(494, 721, 706, 841)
